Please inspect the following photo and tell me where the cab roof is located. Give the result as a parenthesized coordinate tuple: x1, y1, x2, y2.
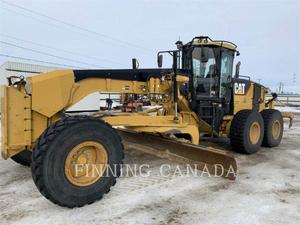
(186, 36, 237, 51)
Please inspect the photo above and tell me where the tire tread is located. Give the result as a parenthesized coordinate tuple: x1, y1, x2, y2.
(230, 110, 252, 153)
(31, 115, 124, 208)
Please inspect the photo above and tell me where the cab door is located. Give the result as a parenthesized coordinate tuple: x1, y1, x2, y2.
(219, 49, 234, 114)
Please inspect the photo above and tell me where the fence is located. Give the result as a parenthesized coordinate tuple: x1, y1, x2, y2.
(267, 94, 300, 106)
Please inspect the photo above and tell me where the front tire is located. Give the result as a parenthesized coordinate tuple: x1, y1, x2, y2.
(261, 109, 283, 147)
(230, 110, 264, 154)
(31, 116, 124, 208)
(11, 150, 32, 166)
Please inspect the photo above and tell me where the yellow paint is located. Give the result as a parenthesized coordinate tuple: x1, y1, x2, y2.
(1, 69, 195, 158)
(64, 141, 108, 187)
(249, 121, 260, 144)
(28, 70, 74, 117)
(0, 86, 31, 158)
(233, 83, 254, 114)
(191, 37, 237, 50)
(1, 36, 291, 159)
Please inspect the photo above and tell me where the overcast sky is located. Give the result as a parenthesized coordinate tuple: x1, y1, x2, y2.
(0, 0, 299, 90)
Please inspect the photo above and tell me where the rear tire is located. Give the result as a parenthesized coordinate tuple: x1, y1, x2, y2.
(31, 116, 124, 208)
(261, 109, 283, 147)
(11, 150, 31, 166)
(230, 110, 264, 154)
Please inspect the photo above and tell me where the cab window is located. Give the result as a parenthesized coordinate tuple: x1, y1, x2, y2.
(191, 47, 217, 96)
(192, 47, 216, 79)
(220, 50, 234, 98)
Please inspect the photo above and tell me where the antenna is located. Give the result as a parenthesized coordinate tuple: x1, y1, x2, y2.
(278, 82, 284, 94)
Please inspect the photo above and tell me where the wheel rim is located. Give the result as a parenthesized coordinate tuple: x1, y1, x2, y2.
(249, 122, 260, 144)
(272, 120, 281, 140)
(64, 141, 108, 187)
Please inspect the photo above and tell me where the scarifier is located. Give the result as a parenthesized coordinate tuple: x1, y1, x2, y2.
(0, 36, 293, 207)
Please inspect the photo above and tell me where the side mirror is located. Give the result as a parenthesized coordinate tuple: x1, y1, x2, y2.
(235, 61, 241, 78)
(157, 54, 163, 68)
(236, 51, 240, 56)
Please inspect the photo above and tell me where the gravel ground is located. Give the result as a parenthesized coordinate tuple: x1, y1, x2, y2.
(0, 115, 299, 225)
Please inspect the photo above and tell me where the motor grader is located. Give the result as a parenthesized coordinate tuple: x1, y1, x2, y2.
(0, 36, 291, 207)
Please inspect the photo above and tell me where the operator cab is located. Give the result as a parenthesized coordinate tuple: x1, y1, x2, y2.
(181, 36, 238, 131)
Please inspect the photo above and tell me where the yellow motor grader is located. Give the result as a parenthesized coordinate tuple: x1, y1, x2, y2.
(0, 36, 292, 207)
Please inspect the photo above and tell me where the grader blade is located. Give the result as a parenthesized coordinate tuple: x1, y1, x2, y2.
(118, 129, 237, 180)
(281, 112, 294, 128)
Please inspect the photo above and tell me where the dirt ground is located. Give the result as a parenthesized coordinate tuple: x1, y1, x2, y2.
(0, 115, 299, 225)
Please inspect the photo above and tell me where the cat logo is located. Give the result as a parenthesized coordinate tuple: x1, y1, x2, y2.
(234, 83, 246, 95)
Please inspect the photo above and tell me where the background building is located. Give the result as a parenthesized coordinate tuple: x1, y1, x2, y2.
(0, 61, 61, 85)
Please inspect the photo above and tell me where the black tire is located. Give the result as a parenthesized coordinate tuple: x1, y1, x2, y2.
(11, 150, 32, 166)
(261, 109, 283, 147)
(31, 116, 124, 208)
(230, 110, 264, 154)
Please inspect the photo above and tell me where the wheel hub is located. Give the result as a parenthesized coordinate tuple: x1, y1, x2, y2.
(272, 120, 281, 140)
(249, 122, 260, 144)
(64, 141, 108, 187)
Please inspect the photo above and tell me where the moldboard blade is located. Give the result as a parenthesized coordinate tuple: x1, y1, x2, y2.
(118, 129, 237, 180)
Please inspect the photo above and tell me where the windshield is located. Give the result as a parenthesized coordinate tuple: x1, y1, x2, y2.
(182, 46, 234, 98)
(220, 49, 234, 98)
(191, 47, 217, 97)
(192, 47, 216, 79)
